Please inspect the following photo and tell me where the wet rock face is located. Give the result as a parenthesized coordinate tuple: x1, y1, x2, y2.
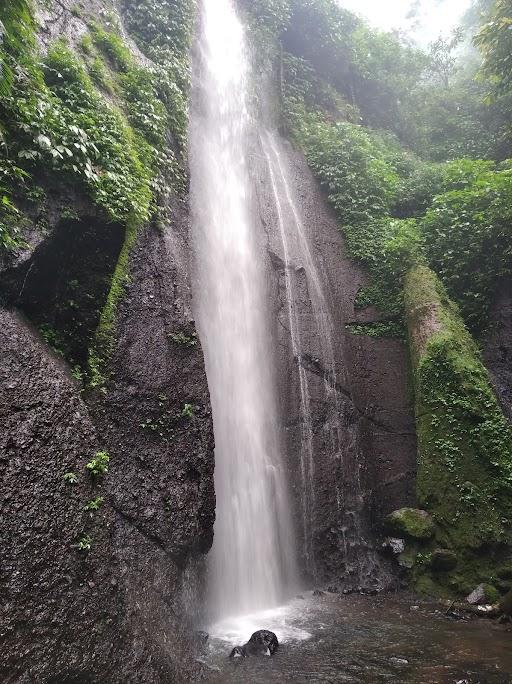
(92, 218, 215, 563)
(483, 282, 512, 422)
(0, 218, 215, 683)
(254, 134, 417, 587)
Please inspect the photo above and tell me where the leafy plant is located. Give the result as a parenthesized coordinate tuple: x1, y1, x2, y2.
(169, 331, 197, 347)
(84, 496, 104, 511)
(475, 0, 512, 98)
(76, 534, 92, 551)
(86, 450, 110, 477)
(63, 472, 78, 484)
(180, 403, 194, 419)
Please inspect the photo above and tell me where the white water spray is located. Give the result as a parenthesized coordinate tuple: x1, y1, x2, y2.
(189, 0, 297, 619)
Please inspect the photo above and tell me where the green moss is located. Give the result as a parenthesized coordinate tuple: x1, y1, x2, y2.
(483, 584, 500, 604)
(405, 264, 512, 592)
(90, 22, 132, 72)
(384, 508, 435, 540)
(88, 215, 139, 387)
(1, 1, 195, 371)
(345, 321, 404, 339)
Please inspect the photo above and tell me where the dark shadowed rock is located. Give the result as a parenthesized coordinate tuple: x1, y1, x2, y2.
(431, 549, 458, 571)
(499, 589, 512, 615)
(246, 630, 279, 656)
(194, 631, 209, 654)
(230, 630, 279, 658)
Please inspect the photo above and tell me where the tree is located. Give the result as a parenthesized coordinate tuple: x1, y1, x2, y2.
(474, 0, 512, 98)
(426, 29, 464, 88)
(0, 0, 33, 96)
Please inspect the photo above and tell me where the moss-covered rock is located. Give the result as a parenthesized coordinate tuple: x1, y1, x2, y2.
(466, 583, 500, 605)
(384, 508, 434, 540)
(398, 547, 418, 569)
(404, 265, 512, 593)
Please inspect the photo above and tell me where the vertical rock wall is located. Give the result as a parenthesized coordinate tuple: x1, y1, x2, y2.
(0, 1, 215, 681)
(253, 134, 417, 587)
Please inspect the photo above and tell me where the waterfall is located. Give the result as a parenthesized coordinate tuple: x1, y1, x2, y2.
(189, 0, 297, 619)
(260, 130, 368, 582)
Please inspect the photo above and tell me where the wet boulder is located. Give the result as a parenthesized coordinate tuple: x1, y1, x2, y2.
(466, 583, 499, 605)
(245, 630, 279, 656)
(229, 630, 279, 658)
(384, 508, 434, 540)
(382, 537, 405, 555)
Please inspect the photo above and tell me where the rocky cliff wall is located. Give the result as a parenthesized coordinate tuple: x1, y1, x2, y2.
(484, 281, 512, 423)
(253, 132, 417, 588)
(0, 1, 215, 681)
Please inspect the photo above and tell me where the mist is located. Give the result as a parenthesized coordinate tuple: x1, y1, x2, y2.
(338, 0, 472, 46)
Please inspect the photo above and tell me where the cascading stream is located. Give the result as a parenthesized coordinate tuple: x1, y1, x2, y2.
(189, 0, 297, 620)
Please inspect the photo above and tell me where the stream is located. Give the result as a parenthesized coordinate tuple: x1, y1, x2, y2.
(200, 593, 512, 683)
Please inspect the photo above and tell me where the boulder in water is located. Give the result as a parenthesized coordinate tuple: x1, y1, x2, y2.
(246, 630, 279, 656)
(229, 630, 279, 658)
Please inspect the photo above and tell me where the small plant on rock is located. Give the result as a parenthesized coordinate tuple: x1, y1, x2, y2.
(76, 534, 92, 551)
(169, 331, 198, 347)
(181, 403, 194, 419)
(84, 496, 104, 511)
(63, 472, 78, 484)
(86, 450, 110, 477)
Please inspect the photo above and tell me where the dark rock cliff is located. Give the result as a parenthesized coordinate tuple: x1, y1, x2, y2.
(1, 0, 215, 680)
(484, 281, 512, 423)
(0, 208, 215, 683)
(253, 133, 417, 588)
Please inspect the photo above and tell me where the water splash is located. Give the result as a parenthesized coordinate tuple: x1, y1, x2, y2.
(189, 0, 297, 619)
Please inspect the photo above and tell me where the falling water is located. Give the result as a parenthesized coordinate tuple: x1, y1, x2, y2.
(189, 0, 297, 619)
(260, 130, 370, 582)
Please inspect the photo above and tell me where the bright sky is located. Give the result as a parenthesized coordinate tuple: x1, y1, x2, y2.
(337, 0, 471, 46)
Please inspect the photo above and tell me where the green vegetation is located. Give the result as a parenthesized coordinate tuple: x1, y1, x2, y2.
(76, 534, 92, 552)
(86, 450, 110, 477)
(475, 0, 512, 98)
(345, 321, 404, 339)
(180, 403, 194, 419)
(0, 0, 196, 387)
(169, 331, 198, 347)
(405, 265, 512, 591)
(63, 472, 79, 484)
(84, 496, 104, 512)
